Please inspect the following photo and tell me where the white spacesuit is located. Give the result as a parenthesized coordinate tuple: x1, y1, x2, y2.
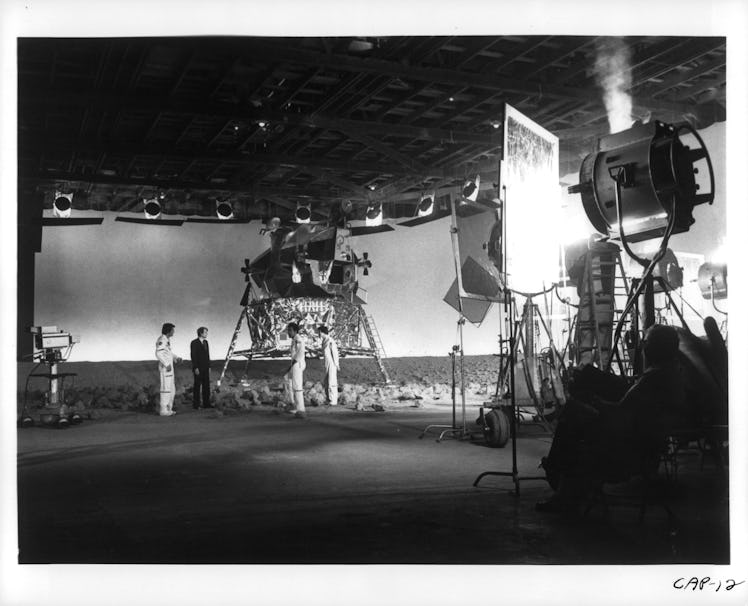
(321, 332, 340, 406)
(156, 334, 179, 416)
(284, 330, 306, 414)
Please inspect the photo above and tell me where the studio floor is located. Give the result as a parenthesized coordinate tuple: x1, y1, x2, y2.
(16, 403, 730, 565)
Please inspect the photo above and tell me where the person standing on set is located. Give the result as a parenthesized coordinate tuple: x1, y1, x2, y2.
(190, 326, 212, 409)
(284, 322, 307, 418)
(318, 325, 340, 406)
(156, 323, 181, 417)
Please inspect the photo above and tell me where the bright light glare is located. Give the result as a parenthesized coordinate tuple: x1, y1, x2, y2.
(710, 241, 727, 263)
(609, 212, 667, 231)
(503, 105, 562, 292)
(504, 181, 563, 291)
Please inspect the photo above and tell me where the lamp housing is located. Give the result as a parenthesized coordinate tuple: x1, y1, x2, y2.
(417, 192, 435, 217)
(143, 198, 162, 220)
(365, 202, 383, 227)
(53, 191, 73, 218)
(568, 120, 714, 243)
(216, 199, 234, 220)
(295, 202, 312, 224)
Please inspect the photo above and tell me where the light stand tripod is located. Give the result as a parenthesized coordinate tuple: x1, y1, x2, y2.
(473, 292, 552, 494)
(419, 316, 469, 441)
(471, 184, 548, 495)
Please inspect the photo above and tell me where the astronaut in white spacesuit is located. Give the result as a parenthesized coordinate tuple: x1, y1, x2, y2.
(156, 323, 182, 416)
(283, 322, 306, 418)
(318, 325, 340, 406)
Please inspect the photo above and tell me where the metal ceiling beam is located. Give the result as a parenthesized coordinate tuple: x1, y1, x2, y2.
(300, 167, 372, 198)
(337, 130, 428, 173)
(21, 137, 412, 175)
(26, 171, 364, 202)
(21, 90, 501, 146)
(640, 55, 726, 96)
(25, 148, 507, 198)
(231, 39, 707, 115)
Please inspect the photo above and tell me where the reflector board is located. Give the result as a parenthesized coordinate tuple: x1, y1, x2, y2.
(451, 197, 504, 303)
(502, 103, 561, 293)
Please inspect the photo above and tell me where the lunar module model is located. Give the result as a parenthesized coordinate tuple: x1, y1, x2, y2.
(216, 218, 390, 387)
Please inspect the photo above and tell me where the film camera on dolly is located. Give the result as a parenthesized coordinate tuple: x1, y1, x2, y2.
(20, 326, 82, 428)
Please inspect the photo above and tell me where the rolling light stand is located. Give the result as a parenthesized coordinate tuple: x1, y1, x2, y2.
(419, 317, 469, 442)
(473, 291, 547, 495)
(471, 183, 547, 495)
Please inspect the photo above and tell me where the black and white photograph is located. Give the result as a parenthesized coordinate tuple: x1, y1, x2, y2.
(2, 1, 747, 605)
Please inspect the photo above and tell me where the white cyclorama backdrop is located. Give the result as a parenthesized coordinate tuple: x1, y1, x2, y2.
(32, 213, 502, 361)
(32, 121, 725, 362)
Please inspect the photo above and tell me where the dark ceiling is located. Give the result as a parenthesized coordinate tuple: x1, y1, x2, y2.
(17, 35, 726, 223)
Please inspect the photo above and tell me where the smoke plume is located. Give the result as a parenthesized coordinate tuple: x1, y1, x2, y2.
(593, 38, 634, 134)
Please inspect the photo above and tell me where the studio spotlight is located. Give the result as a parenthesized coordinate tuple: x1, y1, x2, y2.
(216, 198, 234, 220)
(143, 197, 162, 220)
(698, 262, 727, 300)
(53, 191, 73, 218)
(461, 175, 480, 203)
(652, 248, 683, 291)
(365, 201, 383, 227)
(568, 120, 714, 243)
(295, 202, 312, 224)
(417, 192, 435, 217)
(340, 200, 353, 215)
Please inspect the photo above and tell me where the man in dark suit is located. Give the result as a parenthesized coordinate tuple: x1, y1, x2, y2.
(190, 326, 211, 409)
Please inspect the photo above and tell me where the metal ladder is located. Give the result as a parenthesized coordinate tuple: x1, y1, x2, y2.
(361, 314, 391, 383)
(610, 254, 635, 374)
(574, 246, 631, 371)
(217, 304, 252, 388)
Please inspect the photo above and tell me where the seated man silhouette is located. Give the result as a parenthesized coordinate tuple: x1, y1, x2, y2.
(537, 324, 686, 513)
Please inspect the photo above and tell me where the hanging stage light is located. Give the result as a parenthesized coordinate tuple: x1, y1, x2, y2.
(350, 201, 394, 235)
(143, 197, 162, 220)
(216, 198, 234, 220)
(697, 262, 727, 300)
(115, 193, 181, 225)
(568, 120, 714, 243)
(53, 191, 73, 218)
(417, 192, 435, 217)
(461, 175, 480, 204)
(365, 201, 383, 227)
(295, 202, 312, 224)
(44, 191, 103, 225)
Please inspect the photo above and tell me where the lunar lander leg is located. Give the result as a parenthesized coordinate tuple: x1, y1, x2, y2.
(217, 297, 390, 388)
(360, 312, 390, 384)
(216, 304, 252, 388)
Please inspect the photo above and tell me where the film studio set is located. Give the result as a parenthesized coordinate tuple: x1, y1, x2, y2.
(12, 35, 737, 573)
